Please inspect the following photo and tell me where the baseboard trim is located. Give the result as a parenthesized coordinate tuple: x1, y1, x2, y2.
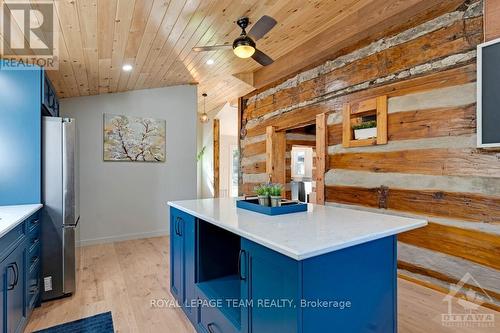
(78, 230, 169, 247)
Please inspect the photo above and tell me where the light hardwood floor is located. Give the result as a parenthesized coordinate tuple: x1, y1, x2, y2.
(25, 237, 498, 333)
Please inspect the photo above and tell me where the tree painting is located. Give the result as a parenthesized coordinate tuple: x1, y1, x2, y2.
(103, 114, 166, 162)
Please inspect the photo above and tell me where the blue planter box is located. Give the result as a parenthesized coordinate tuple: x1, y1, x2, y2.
(236, 199, 308, 216)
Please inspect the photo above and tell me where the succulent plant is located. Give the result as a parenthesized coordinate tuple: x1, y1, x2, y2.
(352, 120, 377, 130)
(269, 184, 283, 197)
(254, 184, 270, 196)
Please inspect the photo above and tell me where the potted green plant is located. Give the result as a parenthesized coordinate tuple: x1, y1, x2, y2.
(353, 120, 377, 140)
(269, 184, 283, 207)
(254, 184, 270, 206)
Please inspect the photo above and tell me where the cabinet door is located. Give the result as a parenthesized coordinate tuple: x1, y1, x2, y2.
(180, 211, 196, 322)
(0, 260, 5, 332)
(5, 246, 26, 333)
(0, 66, 41, 205)
(170, 210, 184, 303)
(241, 239, 300, 333)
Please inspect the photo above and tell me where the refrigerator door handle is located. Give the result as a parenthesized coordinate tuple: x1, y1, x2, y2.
(63, 216, 80, 228)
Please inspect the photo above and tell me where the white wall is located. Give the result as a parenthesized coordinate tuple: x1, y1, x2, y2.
(217, 103, 238, 197)
(61, 85, 197, 245)
(199, 102, 238, 198)
(200, 119, 214, 198)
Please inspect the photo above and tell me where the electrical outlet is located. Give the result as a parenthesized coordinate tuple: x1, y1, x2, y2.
(44, 276, 53, 291)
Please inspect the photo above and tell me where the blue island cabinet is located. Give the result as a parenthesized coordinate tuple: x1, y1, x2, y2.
(170, 209, 398, 333)
(170, 207, 196, 323)
(240, 239, 300, 333)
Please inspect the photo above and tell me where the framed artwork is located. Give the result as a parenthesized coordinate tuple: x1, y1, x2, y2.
(103, 114, 166, 162)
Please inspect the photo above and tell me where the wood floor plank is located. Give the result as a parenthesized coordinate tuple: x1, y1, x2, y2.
(25, 237, 497, 333)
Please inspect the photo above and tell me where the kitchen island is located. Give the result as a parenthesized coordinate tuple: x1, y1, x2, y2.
(167, 198, 427, 333)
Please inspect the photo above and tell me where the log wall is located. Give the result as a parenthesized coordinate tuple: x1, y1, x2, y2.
(239, 0, 500, 307)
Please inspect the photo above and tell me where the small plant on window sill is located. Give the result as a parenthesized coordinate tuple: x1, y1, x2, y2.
(352, 120, 377, 140)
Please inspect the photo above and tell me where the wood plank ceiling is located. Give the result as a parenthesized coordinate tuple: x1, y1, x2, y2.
(0, 0, 442, 115)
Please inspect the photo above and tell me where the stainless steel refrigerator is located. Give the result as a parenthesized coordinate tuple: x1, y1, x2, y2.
(41, 117, 80, 301)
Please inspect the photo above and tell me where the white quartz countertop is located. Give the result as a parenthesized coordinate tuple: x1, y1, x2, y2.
(0, 204, 43, 238)
(168, 198, 427, 260)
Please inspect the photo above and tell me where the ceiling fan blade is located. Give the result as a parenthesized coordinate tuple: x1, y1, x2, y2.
(248, 15, 277, 41)
(252, 49, 274, 66)
(192, 44, 232, 52)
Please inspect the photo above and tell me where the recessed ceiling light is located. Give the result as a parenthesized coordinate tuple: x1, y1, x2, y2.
(206, 59, 214, 65)
(122, 64, 133, 72)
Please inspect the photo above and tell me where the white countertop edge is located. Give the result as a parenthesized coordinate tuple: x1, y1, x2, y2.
(168, 201, 427, 261)
(0, 204, 43, 238)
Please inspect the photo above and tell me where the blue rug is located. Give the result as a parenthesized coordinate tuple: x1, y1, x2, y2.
(33, 312, 114, 333)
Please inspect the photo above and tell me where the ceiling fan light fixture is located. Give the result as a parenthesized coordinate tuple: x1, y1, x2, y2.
(233, 36, 255, 58)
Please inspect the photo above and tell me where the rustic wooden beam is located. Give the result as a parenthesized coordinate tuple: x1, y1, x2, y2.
(315, 113, 327, 204)
(325, 185, 500, 223)
(240, 182, 260, 196)
(244, 64, 477, 137)
(265, 126, 286, 186)
(328, 103, 477, 145)
(241, 161, 266, 175)
(485, 0, 500, 41)
(329, 148, 500, 178)
(213, 119, 220, 198)
(238, 97, 244, 196)
(399, 222, 500, 270)
(241, 141, 266, 158)
(376, 96, 388, 145)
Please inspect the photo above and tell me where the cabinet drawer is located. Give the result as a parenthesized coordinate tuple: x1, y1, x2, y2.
(27, 261, 40, 309)
(28, 244, 41, 273)
(0, 222, 26, 260)
(197, 295, 238, 333)
(28, 225, 40, 253)
(27, 212, 41, 233)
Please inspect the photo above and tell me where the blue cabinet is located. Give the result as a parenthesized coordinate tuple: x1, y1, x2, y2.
(170, 209, 397, 333)
(240, 239, 300, 333)
(0, 63, 42, 206)
(4, 245, 26, 333)
(25, 213, 41, 313)
(42, 72, 59, 117)
(0, 209, 42, 333)
(0, 62, 59, 205)
(170, 210, 183, 302)
(170, 208, 196, 322)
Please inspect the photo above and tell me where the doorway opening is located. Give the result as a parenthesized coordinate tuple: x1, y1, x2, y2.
(263, 113, 327, 204)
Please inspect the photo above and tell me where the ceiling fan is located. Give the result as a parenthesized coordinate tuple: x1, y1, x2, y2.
(192, 15, 277, 66)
